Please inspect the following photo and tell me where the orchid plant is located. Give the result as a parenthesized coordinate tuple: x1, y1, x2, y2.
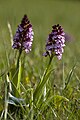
(4, 15, 67, 120)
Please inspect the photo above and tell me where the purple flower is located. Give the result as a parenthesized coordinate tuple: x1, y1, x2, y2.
(65, 33, 74, 42)
(12, 15, 34, 53)
(43, 24, 65, 60)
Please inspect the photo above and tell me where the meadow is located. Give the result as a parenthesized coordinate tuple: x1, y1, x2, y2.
(0, 0, 80, 119)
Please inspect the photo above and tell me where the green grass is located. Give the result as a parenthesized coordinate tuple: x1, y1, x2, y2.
(0, 0, 80, 119)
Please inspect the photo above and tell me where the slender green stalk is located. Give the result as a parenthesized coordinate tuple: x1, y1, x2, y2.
(33, 54, 53, 103)
(13, 48, 22, 97)
(40, 54, 53, 86)
(17, 60, 22, 93)
(16, 49, 22, 95)
(44, 54, 53, 78)
(16, 48, 22, 70)
(43, 55, 53, 101)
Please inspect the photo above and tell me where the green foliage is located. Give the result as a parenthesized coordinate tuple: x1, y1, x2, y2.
(0, 0, 80, 120)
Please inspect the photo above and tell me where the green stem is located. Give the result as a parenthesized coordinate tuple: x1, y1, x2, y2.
(43, 55, 53, 101)
(33, 54, 53, 103)
(41, 54, 53, 83)
(13, 48, 22, 97)
(43, 54, 53, 85)
(15, 48, 22, 87)
(16, 48, 22, 70)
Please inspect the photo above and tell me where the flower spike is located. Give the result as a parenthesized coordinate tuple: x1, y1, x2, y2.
(43, 24, 65, 60)
(12, 15, 34, 53)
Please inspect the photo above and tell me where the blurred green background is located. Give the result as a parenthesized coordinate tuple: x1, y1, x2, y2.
(0, 0, 80, 78)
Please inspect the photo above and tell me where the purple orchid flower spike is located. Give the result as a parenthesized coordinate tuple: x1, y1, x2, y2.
(43, 24, 65, 60)
(12, 15, 34, 53)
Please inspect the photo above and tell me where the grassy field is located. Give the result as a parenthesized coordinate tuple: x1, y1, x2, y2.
(0, 0, 80, 119)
